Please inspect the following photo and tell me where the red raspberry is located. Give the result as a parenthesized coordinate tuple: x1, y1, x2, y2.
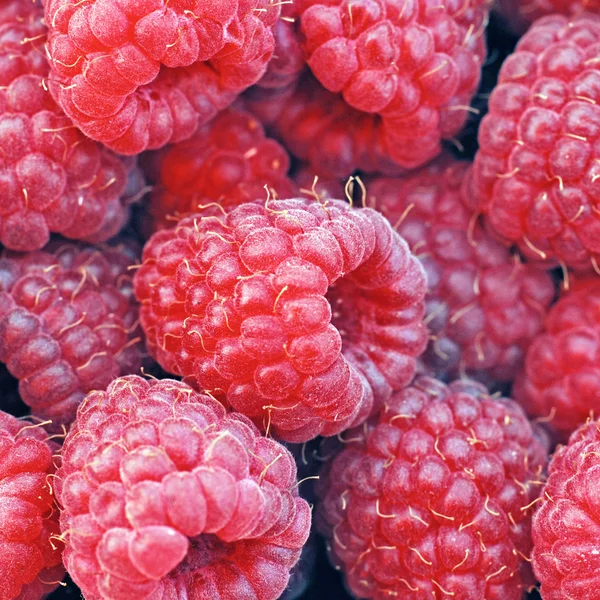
(244, 72, 406, 178)
(369, 155, 555, 384)
(317, 376, 548, 600)
(0, 410, 64, 600)
(496, 0, 599, 34)
(514, 276, 600, 438)
(292, 163, 347, 203)
(44, 0, 281, 155)
(0, 0, 135, 251)
(246, 0, 488, 176)
(531, 417, 600, 599)
(145, 107, 295, 232)
(0, 241, 143, 428)
(472, 14, 600, 270)
(134, 198, 427, 442)
(56, 375, 311, 600)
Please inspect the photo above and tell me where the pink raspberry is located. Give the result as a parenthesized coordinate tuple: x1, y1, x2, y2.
(246, 0, 488, 176)
(495, 0, 599, 34)
(0, 410, 64, 600)
(134, 198, 427, 442)
(472, 14, 600, 270)
(0, 241, 143, 428)
(0, 0, 135, 251)
(56, 375, 311, 600)
(514, 276, 600, 438)
(144, 107, 295, 233)
(369, 155, 555, 384)
(44, 0, 281, 155)
(532, 417, 600, 599)
(317, 376, 548, 600)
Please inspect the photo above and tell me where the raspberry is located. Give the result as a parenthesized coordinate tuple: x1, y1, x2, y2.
(514, 276, 600, 438)
(0, 0, 135, 251)
(472, 14, 600, 270)
(244, 72, 406, 178)
(44, 0, 281, 155)
(292, 163, 346, 204)
(369, 155, 555, 384)
(281, 534, 317, 600)
(145, 107, 295, 232)
(316, 376, 548, 599)
(531, 417, 600, 599)
(246, 0, 488, 176)
(0, 241, 143, 428)
(0, 410, 64, 600)
(495, 0, 599, 34)
(56, 375, 311, 600)
(134, 198, 428, 442)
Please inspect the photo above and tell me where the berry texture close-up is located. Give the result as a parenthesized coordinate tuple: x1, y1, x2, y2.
(472, 14, 600, 270)
(134, 198, 428, 442)
(44, 0, 281, 155)
(56, 375, 311, 600)
(514, 276, 600, 438)
(0, 410, 64, 600)
(0, 0, 135, 251)
(0, 241, 143, 428)
(317, 377, 548, 599)
(144, 107, 295, 233)
(532, 417, 600, 599)
(369, 155, 555, 384)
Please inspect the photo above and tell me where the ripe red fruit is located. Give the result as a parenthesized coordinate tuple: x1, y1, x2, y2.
(134, 198, 428, 442)
(56, 375, 311, 600)
(532, 417, 600, 599)
(369, 155, 555, 384)
(514, 276, 600, 438)
(144, 107, 295, 232)
(0, 0, 135, 251)
(44, 0, 281, 155)
(317, 377, 548, 599)
(472, 14, 600, 270)
(0, 241, 143, 428)
(246, 0, 488, 177)
(0, 410, 64, 600)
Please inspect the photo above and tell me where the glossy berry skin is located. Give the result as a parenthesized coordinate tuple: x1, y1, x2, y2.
(0, 410, 64, 600)
(56, 375, 311, 600)
(134, 198, 428, 443)
(472, 15, 600, 270)
(145, 107, 295, 232)
(44, 0, 281, 155)
(369, 156, 555, 384)
(0, 0, 134, 251)
(0, 242, 143, 428)
(532, 417, 600, 599)
(514, 277, 600, 438)
(317, 377, 548, 600)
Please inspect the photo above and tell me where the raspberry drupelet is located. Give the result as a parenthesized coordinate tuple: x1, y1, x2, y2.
(56, 375, 311, 600)
(144, 107, 295, 233)
(0, 241, 143, 429)
(44, 0, 281, 155)
(246, 0, 488, 177)
(0, 410, 64, 600)
(134, 198, 428, 443)
(472, 14, 600, 270)
(317, 376, 548, 600)
(514, 276, 600, 438)
(0, 0, 135, 251)
(369, 155, 555, 384)
(532, 417, 600, 600)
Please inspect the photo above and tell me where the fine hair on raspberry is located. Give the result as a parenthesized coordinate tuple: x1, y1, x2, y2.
(317, 376, 548, 599)
(56, 375, 311, 600)
(134, 197, 428, 442)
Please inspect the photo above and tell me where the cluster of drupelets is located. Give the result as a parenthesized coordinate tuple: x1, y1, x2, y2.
(3, 0, 600, 600)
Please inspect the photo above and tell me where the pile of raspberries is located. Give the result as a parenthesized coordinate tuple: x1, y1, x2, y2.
(4, 0, 600, 599)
